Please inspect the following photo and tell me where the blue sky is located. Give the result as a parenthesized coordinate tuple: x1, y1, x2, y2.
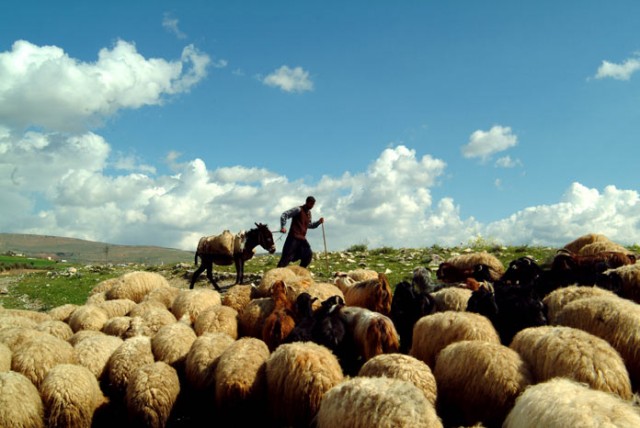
(1, 1, 640, 252)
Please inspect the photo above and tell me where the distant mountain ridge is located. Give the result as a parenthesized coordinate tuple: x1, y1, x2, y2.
(0, 233, 193, 265)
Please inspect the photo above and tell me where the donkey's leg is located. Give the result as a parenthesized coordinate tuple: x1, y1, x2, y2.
(206, 264, 221, 291)
(234, 257, 244, 285)
(190, 264, 207, 289)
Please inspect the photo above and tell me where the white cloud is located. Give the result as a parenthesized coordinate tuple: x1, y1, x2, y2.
(484, 182, 640, 246)
(162, 13, 187, 39)
(494, 155, 522, 168)
(262, 65, 314, 93)
(595, 55, 640, 80)
(0, 40, 210, 131)
(462, 125, 518, 162)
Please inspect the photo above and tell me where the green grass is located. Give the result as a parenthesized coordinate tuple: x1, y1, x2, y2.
(0, 255, 60, 271)
(0, 242, 617, 313)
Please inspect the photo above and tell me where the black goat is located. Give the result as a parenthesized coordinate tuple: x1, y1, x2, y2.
(390, 281, 435, 353)
(467, 282, 547, 346)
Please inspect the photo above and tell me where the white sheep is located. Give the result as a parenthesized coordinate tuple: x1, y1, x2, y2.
(554, 294, 640, 388)
(73, 333, 124, 380)
(151, 321, 197, 370)
(40, 363, 105, 428)
(542, 285, 618, 324)
(125, 361, 180, 428)
(433, 340, 533, 427)
(266, 341, 344, 427)
(503, 377, 640, 428)
(47, 303, 78, 323)
(510, 325, 633, 399)
(34, 320, 74, 341)
(105, 336, 155, 398)
(214, 337, 271, 423)
(11, 332, 76, 388)
(0, 342, 11, 372)
(193, 304, 239, 338)
(68, 305, 110, 332)
(410, 311, 500, 368)
(170, 288, 222, 324)
(432, 286, 473, 312)
(105, 271, 171, 303)
(0, 370, 44, 428)
(314, 376, 442, 428)
(184, 332, 235, 391)
(101, 316, 132, 338)
(357, 353, 438, 406)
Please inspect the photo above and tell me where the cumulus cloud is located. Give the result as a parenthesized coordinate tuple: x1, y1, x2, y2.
(484, 182, 640, 246)
(595, 54, 640, 80)
(262, 65, 314, 93)
(462, 125, 518, 162)
(0, 40, 210, 131)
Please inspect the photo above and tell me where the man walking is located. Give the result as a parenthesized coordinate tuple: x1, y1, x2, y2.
(277, 196, 324, 268)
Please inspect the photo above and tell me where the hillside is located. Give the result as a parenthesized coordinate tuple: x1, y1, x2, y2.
(0, 233, 193, 265)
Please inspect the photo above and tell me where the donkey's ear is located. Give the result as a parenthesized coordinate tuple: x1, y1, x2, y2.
(255, 222, 259, 227)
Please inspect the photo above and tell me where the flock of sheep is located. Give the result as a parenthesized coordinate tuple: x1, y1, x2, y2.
(1, 232, 640, 427)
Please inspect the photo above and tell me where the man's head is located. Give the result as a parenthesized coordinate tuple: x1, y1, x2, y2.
(304, 196, 316, 210)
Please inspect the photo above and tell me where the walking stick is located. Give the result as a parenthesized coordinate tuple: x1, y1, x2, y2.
(321, 222, 330, 277)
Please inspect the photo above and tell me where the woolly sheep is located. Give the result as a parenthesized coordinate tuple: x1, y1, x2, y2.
(214, 337, 270, 423)
(410, 311, 500, 368)
(554, 295, 640, 387)
(85, 291, 107, 305)
(314, 376, 442, 428)
(266, 341, 344, 427)
(125, 361, 180, 428)
(542, 285, 618, 324)
(603, 263, 640, 303)
(563, 233, 612, 254)
(34, 320, 74, 341)
(412, 266, 435, 293)
(253, 267, 312, 299)
(90, 277, 120, 296)
(105, 271, 170, 303)
(40, 363, 104, 428)
(171, 288, 222, 324)
(432, 286, 472, 312)
(124, 304, 177, 338)
(358, 353, 437, 406)
(0, 371, 44, 428)
(434, 340, 532, 427)
(340, 305, 400, 364)
(96, 298, 137, 318)
(141, 285, 181, 309)
(68, 305, 110, 332)
(0, 342, 10, 372)
(67, 329, 104, 346)
(101, 316, 132, 338)
(0, 313, 37, 330)
(0, 326, 47, 351)
(237, 297, 274, 338)
(0, 308, 51, 323)
(47, 303, 78, 323)
(306, 281, 345, 309)
(333, 268, 378, 293)
(578, 240, 633, 256)
(221, 284, 253, 312)
(151, 321, 197, 370)
(184, 332, 235, 391)
(73, 334, 124, 380)
(193, 305, 239, 338)
(439, 251, 505, 282)
(105, 336, 155, 398)
(510, 325, 632, 399)
(343, 272, 393, 315)
(11, 332, 75, 388)
(503, 377, 640, 428)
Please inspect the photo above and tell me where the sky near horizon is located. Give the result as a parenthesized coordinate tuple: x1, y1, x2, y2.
(1, 1, 640, 253)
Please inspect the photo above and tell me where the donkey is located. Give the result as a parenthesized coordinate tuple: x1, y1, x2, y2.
(190, 223, 276, 290)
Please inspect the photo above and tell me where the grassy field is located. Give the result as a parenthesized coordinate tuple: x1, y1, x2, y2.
(0, 240, 566, 312)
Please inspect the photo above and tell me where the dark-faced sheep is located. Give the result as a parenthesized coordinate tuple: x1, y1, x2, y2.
(390, 281, 435, 353)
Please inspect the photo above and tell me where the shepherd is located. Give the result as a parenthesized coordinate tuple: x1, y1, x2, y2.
(190, 223, 276, 290)
(277, 196, 324, 268)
